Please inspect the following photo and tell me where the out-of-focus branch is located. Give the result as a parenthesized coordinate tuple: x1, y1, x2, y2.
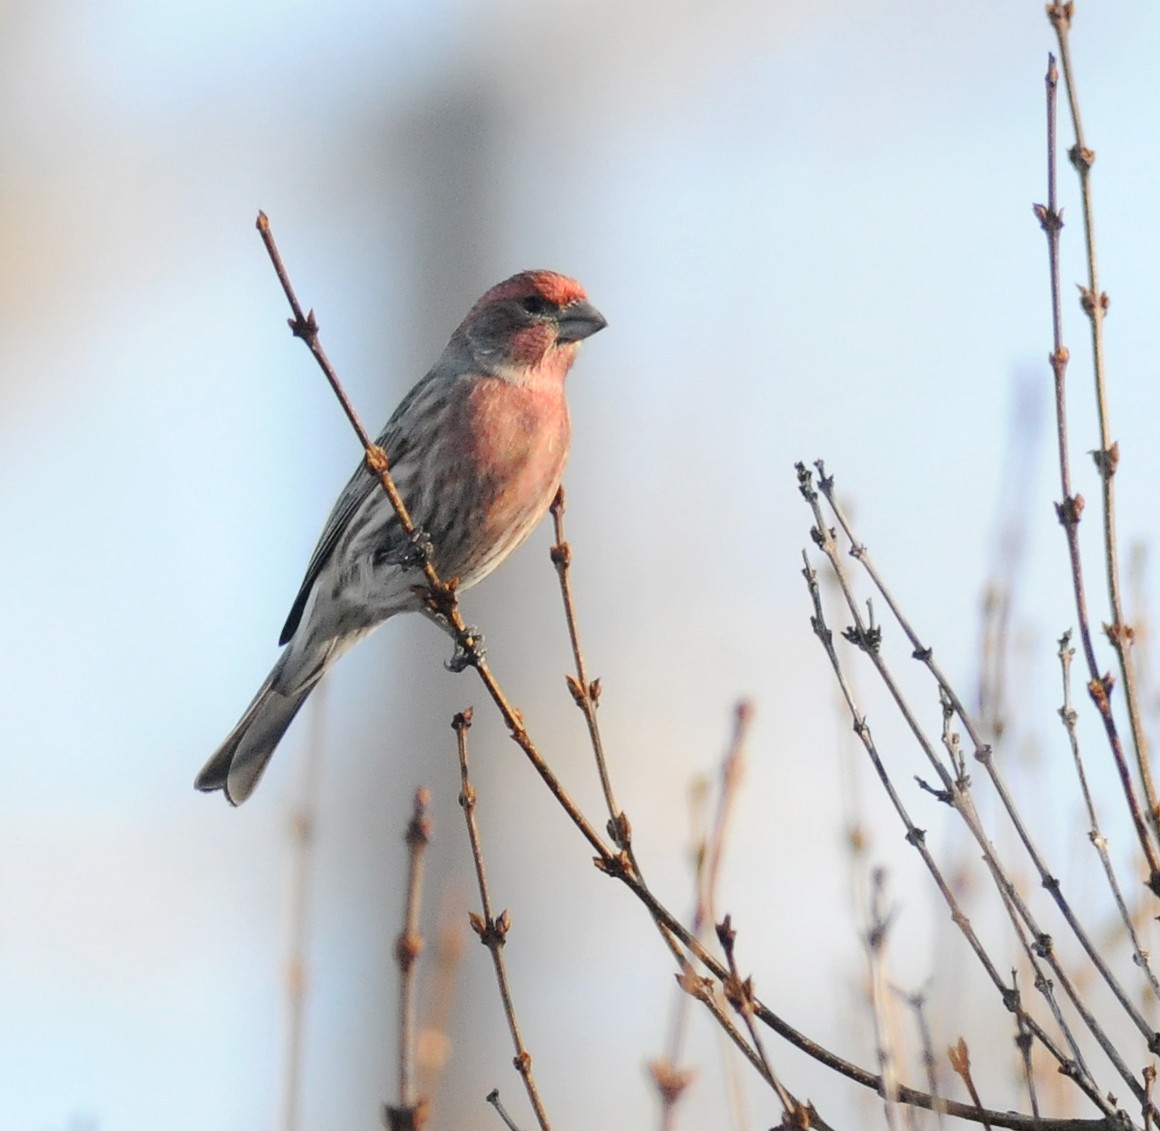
(864, 872, 902, 1131)
(651, 705, 752, 1131)
(893, 987, 945, 1130)
(385, 789, 432, 1131)
(697, 704, 750, 937)
(415, 895, 466, 1106)
(281, 683, 327, 1131)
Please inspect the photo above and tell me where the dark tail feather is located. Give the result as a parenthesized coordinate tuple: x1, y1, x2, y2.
(195, 662, 318, 805)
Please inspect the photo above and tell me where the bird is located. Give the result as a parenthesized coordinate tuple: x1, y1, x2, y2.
(195, 270, 606, 804)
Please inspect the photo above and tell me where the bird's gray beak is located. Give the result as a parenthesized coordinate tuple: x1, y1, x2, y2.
(556, 299, 607, 344)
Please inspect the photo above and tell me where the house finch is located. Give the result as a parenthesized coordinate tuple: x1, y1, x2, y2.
(196, 270, 606, 804)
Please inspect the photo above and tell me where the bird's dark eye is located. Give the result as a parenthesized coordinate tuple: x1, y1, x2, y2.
(519, 295, 556, 317)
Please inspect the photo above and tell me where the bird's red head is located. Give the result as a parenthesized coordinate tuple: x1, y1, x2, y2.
(479, 270, 589, 311)
(459, 270, 606, 382)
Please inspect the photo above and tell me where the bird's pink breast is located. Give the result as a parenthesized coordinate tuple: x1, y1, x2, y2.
(453, 372, 571, 582)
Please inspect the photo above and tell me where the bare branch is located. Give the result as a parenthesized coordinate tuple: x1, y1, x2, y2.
(454, 711, 552, 1131)
(549, 487, 632, 852)
(1045, 8, 1159, 840)
(808, 463, 1159, 1095)
(398, 791, 432, 1116)
(487, 1089, 526, 1131)
(948, 1039, 992, 1131)
(281, 684, 327, 1131)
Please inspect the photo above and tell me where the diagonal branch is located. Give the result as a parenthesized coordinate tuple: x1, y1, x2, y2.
(810, 462, 1160, 1080)
(253, 213, 1130, 1131)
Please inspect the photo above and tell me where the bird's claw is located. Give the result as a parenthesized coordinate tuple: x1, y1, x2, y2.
(445, 627, 485, 673)
(380, 527, 435, 571)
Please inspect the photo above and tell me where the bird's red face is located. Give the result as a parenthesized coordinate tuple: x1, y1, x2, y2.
(461, 270, 607, 382)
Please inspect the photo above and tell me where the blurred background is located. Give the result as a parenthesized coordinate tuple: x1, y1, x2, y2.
(4, 2, 1160, 1128)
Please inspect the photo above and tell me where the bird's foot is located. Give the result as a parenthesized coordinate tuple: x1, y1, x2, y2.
(446, 626, 486, 672)
(380, 527, 435, 571)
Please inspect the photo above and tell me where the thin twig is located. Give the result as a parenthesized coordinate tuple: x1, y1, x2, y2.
(715, 1025, 753, 1131)
(716, 916, 808, 1128)
(385, 789, 432, 1131)
(648, 1054, 697, 1131)
(1010, 971, 1041, 1123)
(677, 930, 828, 1131)
(589, 692, 1097, 1129)
(799, 545, 1118, 1121)
(487, 1090, 526, 1131)
(948, 1039, 993, 1131)
(650, 779, 708, 1131)
(977, 580, 1013, 744)
(1057, 629, 1160, 999)
(454, 711, 552, 1131)
(256, 213, 470, 645)
(281, 682, 327, 1131)
(653, 703, 754, 1129)
(402, 792, 431, 1112)
(804, 539, 1094, 1093)
(1045, 7, 1159, 842)
(549, 487, 632, 852)
(807, 462, 1159, 1095)
(799, 517, 1123, 1116)
(1033, 46, 1160, 888)
(985, 848, 1100, 1100)
(698, 703, 751, 937)
(865, 871, 902, 1131)
(893, 987, 946, 1131)
(414, 894, 466, 1106)
(652, 783, 708, 1131)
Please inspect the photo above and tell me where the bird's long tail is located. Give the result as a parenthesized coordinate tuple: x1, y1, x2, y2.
(195, 649, 328, 805)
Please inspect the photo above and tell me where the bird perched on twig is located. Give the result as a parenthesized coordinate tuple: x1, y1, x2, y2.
(196, 270, 606, 804)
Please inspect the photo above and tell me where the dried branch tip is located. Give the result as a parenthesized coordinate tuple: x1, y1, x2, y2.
(647, 1060, 697, 1106)
(1045, 2, 1073, 32)
(470, 910, 511, 949)
(383, 1098, 430, 1131)
(716, 914, 737, 952)
(485, 1089, 524, 1131)
(1091, 441, 1119, 479)
(395, 931, 424, 972)
(564, 673, 586, 706)
(1054, 493, 1084, 527)
(406, 789, 432, 847)
(947, 1037, 971, 1081)
(606, 810, 631, 848)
